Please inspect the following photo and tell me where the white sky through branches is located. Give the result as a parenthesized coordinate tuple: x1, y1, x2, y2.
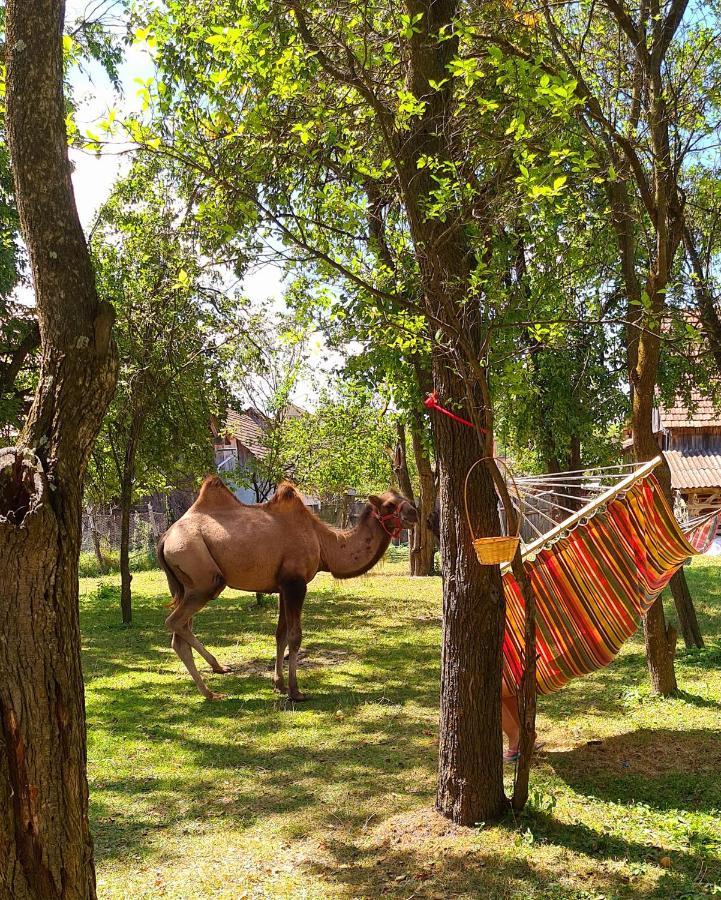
(61, 0, 338, 409)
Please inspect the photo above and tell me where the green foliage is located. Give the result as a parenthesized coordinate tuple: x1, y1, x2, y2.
(1, 2, 152, 433)
(223, 313, 310, 501)
(126, 0, 632, 471)
(86, 160, 233, 508)
(0, 303, 36, 435)
(81, 0, 721, 482)
(78, 548, 158, 578)
(281, 380, 395, 500)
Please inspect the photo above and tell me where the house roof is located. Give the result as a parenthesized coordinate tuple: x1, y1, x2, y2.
(665, 450, 721, 491)
(215, 403, 309, 461)
(659, 393, 721, 429)
(285, 402, 307, 420)
(220, 408, 269, 459)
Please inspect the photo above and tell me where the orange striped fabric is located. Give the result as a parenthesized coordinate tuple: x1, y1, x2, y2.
(502, 475, 719, 695)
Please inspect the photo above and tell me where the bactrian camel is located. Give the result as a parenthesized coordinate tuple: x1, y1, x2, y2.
(158, 477, 417, 700)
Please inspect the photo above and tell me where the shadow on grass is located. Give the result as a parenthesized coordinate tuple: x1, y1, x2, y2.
(298, 802, 721, 899)
(545, 728, 721, 812)
(82, 573, 721, 897)
(83, 585, 445, 864)
(87, 686, 439, 865)
(82, 585, 443, 699)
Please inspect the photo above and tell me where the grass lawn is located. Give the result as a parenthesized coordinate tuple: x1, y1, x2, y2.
(80, 555, 721, 899)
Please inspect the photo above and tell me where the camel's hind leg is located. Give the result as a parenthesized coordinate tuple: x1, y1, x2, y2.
(165, 575, 225, 699)
(186, 618, 231, 674)
(170, 632, 221, 700)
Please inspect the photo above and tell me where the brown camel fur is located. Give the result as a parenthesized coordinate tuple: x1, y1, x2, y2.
(158, 477, 417, 700)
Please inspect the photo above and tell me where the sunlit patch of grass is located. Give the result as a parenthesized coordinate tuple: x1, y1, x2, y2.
(81, 555, 721, 898)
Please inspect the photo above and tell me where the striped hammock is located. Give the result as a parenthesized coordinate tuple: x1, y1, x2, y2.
(502, 474, 719, 695)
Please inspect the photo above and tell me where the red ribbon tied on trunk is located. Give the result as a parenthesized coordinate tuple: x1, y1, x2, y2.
(424, 391, 488, 433)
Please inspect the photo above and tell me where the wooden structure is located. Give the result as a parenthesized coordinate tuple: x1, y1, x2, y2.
(212, 407, 270, 476)
(211, 406, 320, 507)
(623, 392, 721, 521)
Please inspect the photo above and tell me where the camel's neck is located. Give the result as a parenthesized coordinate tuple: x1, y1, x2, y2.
(314, 508, 390, 578)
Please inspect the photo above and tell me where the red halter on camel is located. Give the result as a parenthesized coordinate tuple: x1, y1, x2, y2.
(372, 504, 406, 539)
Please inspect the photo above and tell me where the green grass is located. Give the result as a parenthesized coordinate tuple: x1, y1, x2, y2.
(79, 548, 158, 578)
(80, 555, 721, 899)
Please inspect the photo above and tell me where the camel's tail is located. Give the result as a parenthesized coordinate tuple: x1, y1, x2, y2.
(157, 534, 184, 609)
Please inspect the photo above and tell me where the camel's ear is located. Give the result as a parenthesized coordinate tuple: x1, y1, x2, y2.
(368, 494, 383, 509)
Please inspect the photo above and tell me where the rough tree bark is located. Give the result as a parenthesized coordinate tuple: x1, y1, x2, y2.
(540, 0, 693, 694)
(0, 2, 117, 897)
(430, 371, 507, 824)
(669, 569, 703, 649)
(630, 319, 679, 694)
(409, 417, 437, 576)
(392, 420, 418, 575)
(607, 169, 679, 695)
(398, 0, 508, 823)
(290, 0, 508, 822)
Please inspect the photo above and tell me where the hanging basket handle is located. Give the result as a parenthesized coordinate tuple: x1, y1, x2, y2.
(463, 456, 523, 542)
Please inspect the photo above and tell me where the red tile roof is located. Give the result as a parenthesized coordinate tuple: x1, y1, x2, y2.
(665, 450, 721, 490)
(214, 405, 309, 460)
(659, 393, 721, 429)
(220, 408, 269, 459)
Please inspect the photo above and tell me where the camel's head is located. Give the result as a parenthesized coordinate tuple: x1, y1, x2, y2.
(368, 489, 418, 537)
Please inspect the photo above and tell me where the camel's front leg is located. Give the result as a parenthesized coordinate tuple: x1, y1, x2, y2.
(282, 578, 308, 701)
(273, 596, 288, 694)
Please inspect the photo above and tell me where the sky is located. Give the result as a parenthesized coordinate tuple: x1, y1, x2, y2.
(63, 0, 336, 407)
(66, 4, 285, 307)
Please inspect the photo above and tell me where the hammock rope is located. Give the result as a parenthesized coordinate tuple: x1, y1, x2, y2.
(505, 456, 668, 562)
(422, 396, 719, 693)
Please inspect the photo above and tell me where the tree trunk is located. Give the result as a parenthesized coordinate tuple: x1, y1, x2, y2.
(2, 2, 118, 895)
(633, 335, 679, 696)
(392, 421, 418, 574)
(119, 489, 133, 625)
(410, 417, 437, 576)
(89, 510, 107, 574)
(684, 221, 721, 374)
(608, 163, 679, 696)
(119, 428, 140, 625)
(432, 364, 508, 825)
(395, 0, 507, 823)
(644, 595, 678, 694)
(0, 452, 98, 899)
(669, 569, 704, 649)
(292, 0, 508, 823)
(340, 493, 350, 529)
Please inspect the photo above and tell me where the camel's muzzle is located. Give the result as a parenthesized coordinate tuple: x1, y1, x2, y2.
(399, 500, 418, 526)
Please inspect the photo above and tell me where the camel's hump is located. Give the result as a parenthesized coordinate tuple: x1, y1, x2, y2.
(195, 475, 239, 505)
(268, 481, 307, 508)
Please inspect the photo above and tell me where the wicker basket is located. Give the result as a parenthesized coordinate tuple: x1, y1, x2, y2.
(464, 457, 522, 565)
